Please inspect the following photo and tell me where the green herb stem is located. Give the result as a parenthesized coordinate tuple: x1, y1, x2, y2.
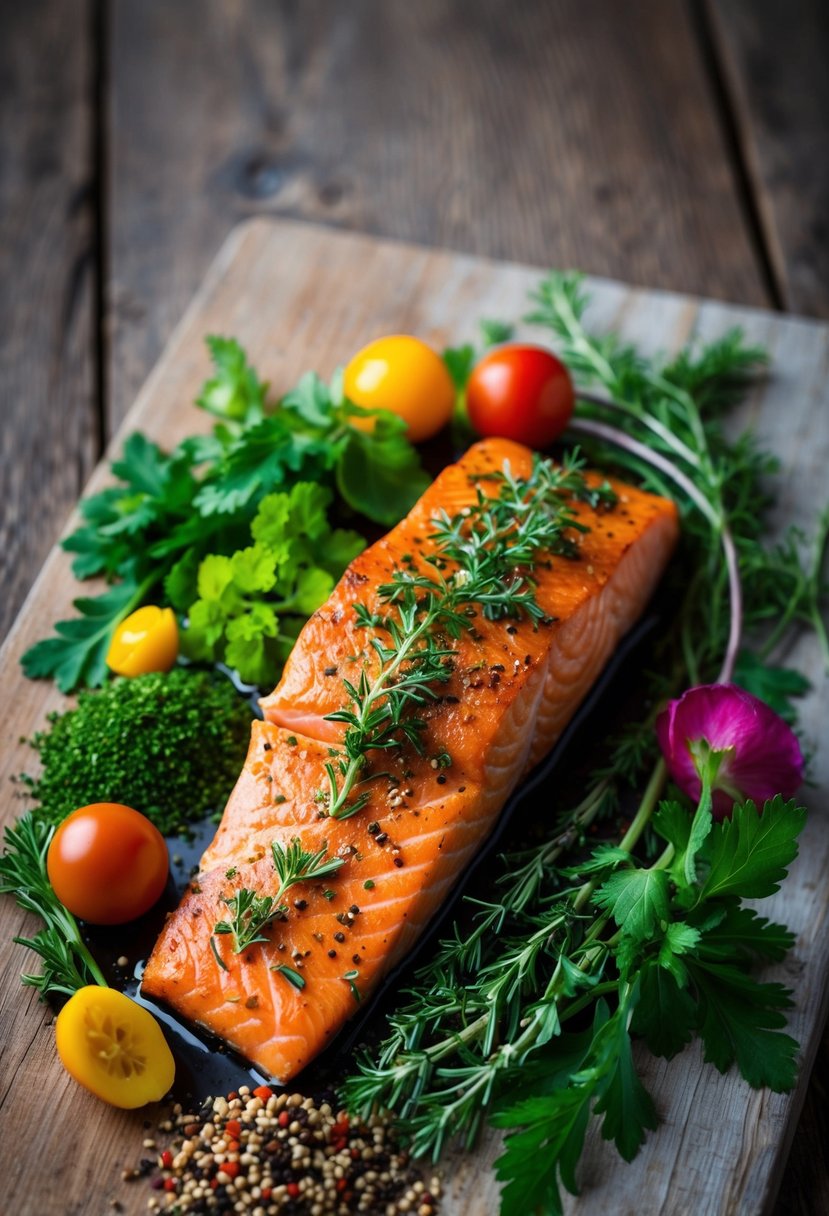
(577, 389, 702, 470)
(327, 609, 437, 818)
(568, 414, 743, 683)
(325, 456, 615, 818)
(0, 815, 108, 997)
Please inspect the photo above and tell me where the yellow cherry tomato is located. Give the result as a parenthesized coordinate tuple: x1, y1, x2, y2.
(55, 986, 175, 1109)
(106, 605, 178, 677)
(343, 334, 455, 443)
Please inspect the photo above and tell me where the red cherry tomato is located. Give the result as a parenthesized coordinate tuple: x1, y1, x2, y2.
(47, 803, 169, 925)
(465, 344, 574, 449)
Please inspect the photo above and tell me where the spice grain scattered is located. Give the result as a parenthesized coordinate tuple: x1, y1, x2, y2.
(127, 1085, 439, 1215)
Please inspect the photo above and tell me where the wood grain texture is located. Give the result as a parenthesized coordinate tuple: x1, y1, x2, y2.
(0, 0, 97, 643)
(0, 219, 827, 1215)
(708, 0, 829, 318)
(106, 0, 768, 429)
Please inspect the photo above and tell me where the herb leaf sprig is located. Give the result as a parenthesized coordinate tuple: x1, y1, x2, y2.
(22, 342, 428, 692)
(0, 814, 108, 998)
(323, 455, 615, 818)
(213, 838, 344, 956)
(527, 272, 829, 681)
(345, 276, 825, 1214)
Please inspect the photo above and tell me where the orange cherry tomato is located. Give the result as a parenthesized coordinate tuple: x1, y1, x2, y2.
(47, 803, 169, 925)
(56, 986, 175, 1108)
(106, 605, 178, 677)
(466, 344, 574, 449)
(343, 335, 455, 443)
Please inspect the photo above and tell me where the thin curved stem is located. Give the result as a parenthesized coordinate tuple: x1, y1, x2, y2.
(717, 524, 742, 684)
(567, 415, 742, 684)
(577, 390, 702, 469)
(568, 417, 720, 530)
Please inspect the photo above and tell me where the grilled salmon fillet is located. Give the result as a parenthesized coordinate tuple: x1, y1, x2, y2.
(143, 438, 679, 1080)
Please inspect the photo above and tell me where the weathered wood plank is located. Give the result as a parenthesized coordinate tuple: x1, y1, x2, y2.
(106, 0, 767, 429)
(0, 220, 826, 1215)
(707, 0, 829, 318)
(0, 0, 97, 643)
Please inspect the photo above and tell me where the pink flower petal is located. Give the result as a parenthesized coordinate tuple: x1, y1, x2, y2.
(655, 683, 804, 820)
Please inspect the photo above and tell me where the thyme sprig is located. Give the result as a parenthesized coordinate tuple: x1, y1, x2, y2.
(323, 456, 616, 818)
(213, 838, 344, 955)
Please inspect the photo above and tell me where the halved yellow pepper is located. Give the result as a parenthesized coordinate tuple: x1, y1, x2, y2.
(106, 605, 178, 676)
(55, 987, 175, 1109)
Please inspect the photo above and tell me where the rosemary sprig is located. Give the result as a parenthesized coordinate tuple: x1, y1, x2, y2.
(323, 455, 616, 818)
(213, 838, 344, 955)
(214, 887, 282, 954)
(271, 838, 345, 895)
(0, 813, 108, 997)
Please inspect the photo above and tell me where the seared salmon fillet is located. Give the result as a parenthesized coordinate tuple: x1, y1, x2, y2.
(143, 438, 678, 1080)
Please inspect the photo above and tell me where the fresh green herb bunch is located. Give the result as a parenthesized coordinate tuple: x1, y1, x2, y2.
(181, 482, 364, 686)
(21, 339, 428, 692)
(528, 272, 829, 688)
(323, 455, 614, 819)
(20, 668, 252, 835)
(344, 276, 827, 1215)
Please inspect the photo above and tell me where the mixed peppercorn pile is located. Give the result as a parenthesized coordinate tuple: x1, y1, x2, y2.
(123, 1084, 440, 1215)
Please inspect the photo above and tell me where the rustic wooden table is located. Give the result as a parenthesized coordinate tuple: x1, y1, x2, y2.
(1, 2, 826, 1211)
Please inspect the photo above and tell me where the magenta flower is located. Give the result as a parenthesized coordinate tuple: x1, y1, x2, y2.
(656, 683, 804, 820)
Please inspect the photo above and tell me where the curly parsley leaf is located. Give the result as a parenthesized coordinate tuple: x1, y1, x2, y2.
(594, 1022, 658, 1161)
(336, 409, 431, 525)
(692, 903, 795, 963)
(196, 336, 266, 424)
(442, 343, 476, 391)
(696, 797, 806, 903)
(652, 800, 692, 853)
(687, 960, 798, 1090)
(733, 652, 810, 724)
(594, 868, 670, 940)
(20, 573, 147, 692)
(193, 415, 334, 516)
(182, 483, 363, 685)
(632, 963, 697, 1060)
(493, 1090, 591, 1216)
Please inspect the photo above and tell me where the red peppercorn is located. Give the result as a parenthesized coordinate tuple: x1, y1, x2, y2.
(253, 1085, 273, 1100)
(222, 1161, 240, 1180)
(225, 1119, 242, 1139)
(163, 1179, 177, 1193)
(331, 1119, 350, 1137)
(336, 1178, 348, 1192)
(227, 1091, 239, 1100)
(278, 1111, 290, 1128)
(261, 1189, 272, 1201)
(160, 1150, 173, 1168)
(286, 1181, 300, 1198)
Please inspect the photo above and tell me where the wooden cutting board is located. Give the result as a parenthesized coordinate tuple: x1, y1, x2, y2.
(1, 219, 827, 1216)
